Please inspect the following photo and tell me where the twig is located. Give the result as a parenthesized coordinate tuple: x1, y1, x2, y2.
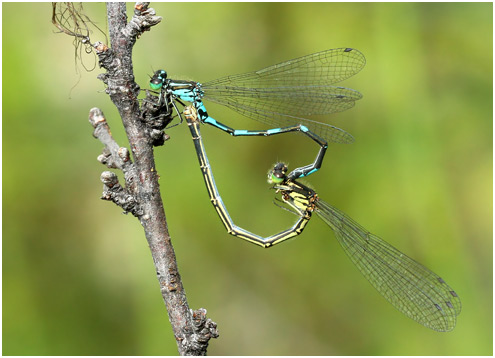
(81, 3, 218, 355)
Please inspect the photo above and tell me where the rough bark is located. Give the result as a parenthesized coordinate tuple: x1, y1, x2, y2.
(83, 3, 218, 355)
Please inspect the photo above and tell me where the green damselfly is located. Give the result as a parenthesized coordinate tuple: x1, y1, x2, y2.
(268, 162, 461, 332)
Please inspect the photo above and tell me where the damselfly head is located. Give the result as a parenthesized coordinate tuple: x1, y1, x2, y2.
(149, 70, 167, 90)
(268, 162, 288, 184)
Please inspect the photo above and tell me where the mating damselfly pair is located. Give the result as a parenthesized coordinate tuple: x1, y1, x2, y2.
(144, 48, 461, 332)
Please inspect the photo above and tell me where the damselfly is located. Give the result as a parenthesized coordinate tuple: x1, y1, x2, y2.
(267, 162, 461, 332)
(151, 47, 365, 179)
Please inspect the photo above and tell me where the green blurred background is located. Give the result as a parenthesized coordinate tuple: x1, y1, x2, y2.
(3, 2, 492, 355)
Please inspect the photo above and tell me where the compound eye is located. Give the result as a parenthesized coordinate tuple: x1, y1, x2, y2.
(149, 78, 163, 90)
(270, 172, 285, 184)
(149, 70, 167, 89)
(157, 70, 167, 80)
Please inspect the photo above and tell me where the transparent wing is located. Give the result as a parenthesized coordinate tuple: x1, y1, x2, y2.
(201, 48, 365, 144)
(203, 48, 366, 87)
(315, 199, 461, 332)
(207, 94, 355, 144)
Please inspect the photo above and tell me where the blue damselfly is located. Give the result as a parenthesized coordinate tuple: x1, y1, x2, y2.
(151, 47, 365, 179)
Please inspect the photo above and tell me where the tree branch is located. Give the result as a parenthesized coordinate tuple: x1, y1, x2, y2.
(84, 3, 218, 355)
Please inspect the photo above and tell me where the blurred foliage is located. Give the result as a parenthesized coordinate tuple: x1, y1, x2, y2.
(3, 2, 492, 355)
